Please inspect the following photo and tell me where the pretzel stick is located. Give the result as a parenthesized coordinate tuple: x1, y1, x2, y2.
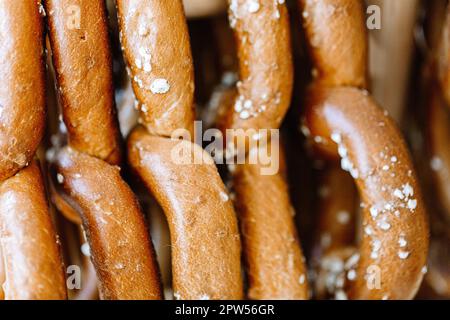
(0, 161, 67, 299)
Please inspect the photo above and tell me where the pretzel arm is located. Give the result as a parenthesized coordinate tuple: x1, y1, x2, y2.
(128, 127, 243, 300)
(0, 161, 67, 300)
(55, 147, 162, 300)
(219, 0, 293, 132)
(305, 86, 429, 299)
(182, 0, 227, 18)
(428, 85, 450, 221)
(116, 0, 195, 137)
(299, 0, 368, 88)
(233, 147, 309, 300)
(0, 1, 46, 181)
(45, 0, 122, 165)
(437, 4, 450, 109)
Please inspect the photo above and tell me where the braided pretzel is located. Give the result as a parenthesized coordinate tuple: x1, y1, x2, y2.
(300, 0, 428, 299)
(117, 0, 243, 299)
(217, 0, 309, 299)
(0, 1, 67, 300)
(45, 0, 162, 299)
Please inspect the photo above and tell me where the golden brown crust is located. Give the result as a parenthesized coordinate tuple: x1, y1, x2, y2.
(219, 0, 293, 132)
(233, 150, 309, 300)
(183, 0, 227, 18)
(0, 1, 46, 181)
(305, 86, 429, 299)
(0, 241, 4, 299)
(116, 0, 195, 137)
(314, 165, 356, 255)
(428, 85, 450, 221)
(45, 0, 122, 165)
(0, 161, 67, 300)
(299, 0, 368, 88)
(55, 147, 162, 300)
(437, 5, 450, 108)
(128, 127, 243, 300)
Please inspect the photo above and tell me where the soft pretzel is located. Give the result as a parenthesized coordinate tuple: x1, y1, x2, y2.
(55, 147, 162, 299)
(45, 0, 122, 165)
(117, 0, 195, 137)
(117, 0, 243, 299)
(0, 246, 4, 299)
(218, 0, 293, 133)
(437, 4, 450, 109)
(304, 85, 429, 299)
(45, 0, 163, 299)
(0, 1, 67, 300)
(300, 0, 428, 299)
(233, 141, 309, 299)
(215, 0, 309, 300)
(128, 128, 242, 299)
(428, 85, 450, 221)
(313, 165, 356, 256)
(183, 0, 227, 18)
(0, 161, 67, 300)
(0, 1, 46, 181)
(300, 0, 367, 88)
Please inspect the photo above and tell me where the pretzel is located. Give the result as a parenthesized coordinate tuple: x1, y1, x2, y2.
(117, 0, 243, 299)
(311, 165, 357, 299)
(300, 0, 429, 299)
(55, 147, 161, 299)
(215, 0, 309, 299)
(0, 1, 68, 300)
(219, 0, 293, 134)
(183, 0, 227, 18)
(0, 161, 67, 299)
(428, 85, 450, 221)
(45, 0, 162, 299)
(233, 142, 309, 299)
(429, 4, 450, 222)
(0, 246, 4, 299)
(0, 1, 47, 181)
(437, 4, 450, 110)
